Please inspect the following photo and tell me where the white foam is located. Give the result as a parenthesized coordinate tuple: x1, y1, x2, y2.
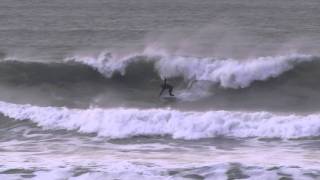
(2, 162, 318, 180)
(155, 54, 314, 88)
(1, 101, 320, 139)
(66, 51, 315, 88)
(33, 169, 72, 180)
(176, 81, 212, 101)
(32, 162, 167, 180)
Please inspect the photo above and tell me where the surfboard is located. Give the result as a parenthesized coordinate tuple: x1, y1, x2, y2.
(161, 96, 176, 99)
(160, 95, 177, 101)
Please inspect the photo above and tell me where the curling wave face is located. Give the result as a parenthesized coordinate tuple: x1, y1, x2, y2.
(1, 101, 320, 140)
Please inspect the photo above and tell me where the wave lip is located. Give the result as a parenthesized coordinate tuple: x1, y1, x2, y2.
(65, 52, 145, 78)
(1, 101, 320, 140)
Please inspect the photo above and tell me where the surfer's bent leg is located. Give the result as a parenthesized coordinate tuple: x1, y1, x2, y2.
(168, 86, 174, 96)
(159, 88, 165, 96)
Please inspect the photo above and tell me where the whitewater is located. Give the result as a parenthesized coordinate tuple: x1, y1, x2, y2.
(1, 101, 320, 139)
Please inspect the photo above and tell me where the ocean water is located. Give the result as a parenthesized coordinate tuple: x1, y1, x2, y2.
(1, 0, 320, 179)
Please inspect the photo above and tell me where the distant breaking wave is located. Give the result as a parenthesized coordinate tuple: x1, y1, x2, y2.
(1, 101, 320, 139)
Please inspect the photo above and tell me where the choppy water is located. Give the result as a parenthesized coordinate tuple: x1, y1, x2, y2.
(1, 0, 320, 179)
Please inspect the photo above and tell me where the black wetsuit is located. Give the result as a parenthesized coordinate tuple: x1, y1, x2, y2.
(159, 78, 174, 96)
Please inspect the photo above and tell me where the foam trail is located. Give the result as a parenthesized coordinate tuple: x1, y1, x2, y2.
(66, 51, 315, 88)
(177, 81, 212, 101)
(0, 101, 320, 139)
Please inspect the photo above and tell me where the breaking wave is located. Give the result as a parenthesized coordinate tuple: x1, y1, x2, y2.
(0, 52, 318, 90)
(1, 101, 320, 139)
(66, 52, 316, 88)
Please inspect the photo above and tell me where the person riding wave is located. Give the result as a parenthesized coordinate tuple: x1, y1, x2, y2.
(159, 78, 174, 96)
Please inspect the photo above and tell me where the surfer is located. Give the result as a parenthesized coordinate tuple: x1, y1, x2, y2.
(159, 78, 174, 96)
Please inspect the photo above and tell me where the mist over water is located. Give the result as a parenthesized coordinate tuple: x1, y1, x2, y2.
(1, 0, 320, 179)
